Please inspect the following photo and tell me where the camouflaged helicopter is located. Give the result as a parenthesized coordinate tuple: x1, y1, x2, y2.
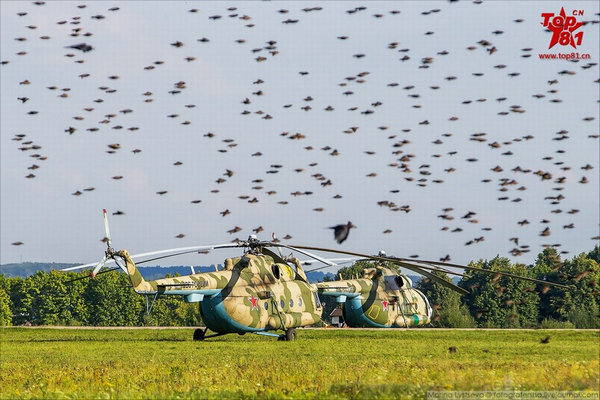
(63, 210, 569, 339)
(317, 263, 433, 328)
(62, 212, 329, 341)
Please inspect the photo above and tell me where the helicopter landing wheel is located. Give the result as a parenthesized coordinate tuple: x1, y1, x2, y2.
(284, 328, 296, 341)
(193, 328, 205, 341)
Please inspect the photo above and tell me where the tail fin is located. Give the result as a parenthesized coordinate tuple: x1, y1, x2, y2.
(113, 249, 157, 293)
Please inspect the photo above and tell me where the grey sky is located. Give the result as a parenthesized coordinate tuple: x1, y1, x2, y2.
(1, 1, 598, 270)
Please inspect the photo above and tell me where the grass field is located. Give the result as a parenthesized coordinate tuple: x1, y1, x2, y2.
(1, 328, 598, 399)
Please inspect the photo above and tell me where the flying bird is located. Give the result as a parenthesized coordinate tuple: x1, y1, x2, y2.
(329, 221, 356, 244)
(66, 43, 93, 52)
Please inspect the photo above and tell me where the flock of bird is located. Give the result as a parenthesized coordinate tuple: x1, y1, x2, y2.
(2, 2, 599, 265)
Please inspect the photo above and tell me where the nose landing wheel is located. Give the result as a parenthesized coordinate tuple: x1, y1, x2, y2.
(193, 328, 205, 341)
(279, 328, 296, 341)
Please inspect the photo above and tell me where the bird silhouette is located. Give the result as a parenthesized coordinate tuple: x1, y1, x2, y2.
(329, 221, 356, 244)
(66, 43, 93, 52)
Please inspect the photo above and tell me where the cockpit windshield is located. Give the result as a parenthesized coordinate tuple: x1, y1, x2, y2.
(384, 275, 404, 290)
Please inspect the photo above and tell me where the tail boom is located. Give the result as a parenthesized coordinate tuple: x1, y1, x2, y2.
(114, 249, 157, 294)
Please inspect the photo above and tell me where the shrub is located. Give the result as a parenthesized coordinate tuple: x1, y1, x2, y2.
(540, 318, 575, 329)
(568, 304, 600, 329)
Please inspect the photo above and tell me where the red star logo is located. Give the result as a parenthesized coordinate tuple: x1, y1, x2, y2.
(248, 294, 258, 310)
(546, 8, 584, 49)
(382, 300, 389, 311)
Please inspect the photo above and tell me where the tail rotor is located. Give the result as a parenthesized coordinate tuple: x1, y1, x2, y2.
(91, 209, 114, 278)
(102, 208, 112, 249)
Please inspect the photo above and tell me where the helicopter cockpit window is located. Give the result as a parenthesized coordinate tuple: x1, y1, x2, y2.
(271, 264, 280, 280)
(384, 275, 403, 290)
(395, 276, 405, 288)
(280, 299, 285, 310)
(263, 302, 268, 311)
(313, 292, 322, 308)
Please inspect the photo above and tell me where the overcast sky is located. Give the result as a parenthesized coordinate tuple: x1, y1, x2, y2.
(1, 1, 598, 271)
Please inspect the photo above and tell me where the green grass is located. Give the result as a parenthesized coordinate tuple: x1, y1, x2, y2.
(1, 328, 598, 399)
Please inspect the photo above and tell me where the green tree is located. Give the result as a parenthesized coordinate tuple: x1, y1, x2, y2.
(10, 275, 36, 325)
(28, 270, 85, 325)
(588, 245, 599, 264)
(532, 250, 599, 327)
(84, 272, 144, 326)
(532, 248, 565, 321)
(416, 271, 475, 327)
(174, 302, 203, 326)
(337, 260, 398, 280)
(460, 257, 539, 328)
(0, 274, 10, 293)
(0, 287, 12, 326)
(562, 253, 599, 328)
(0, 275, 13, 326)
(62, 272, 90, 325)
(148, 295, 189, 326)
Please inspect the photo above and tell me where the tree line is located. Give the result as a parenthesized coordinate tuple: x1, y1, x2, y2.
(0, 270, 201, 327)
(0, 247, 598, 328)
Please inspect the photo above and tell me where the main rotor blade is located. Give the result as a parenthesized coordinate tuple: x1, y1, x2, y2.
(285, 244, 570, 289)
(389, 260, 469, 295)
(304, 258, 362, 273)
(263, 242, 339, 267)
(127, 243, 239, 260)
(60, 243, 239, 272)
(301, 257, 359, 266)
(398, 257, 572, 289)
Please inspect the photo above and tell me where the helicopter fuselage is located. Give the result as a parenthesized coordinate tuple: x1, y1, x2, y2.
(118, 250, 323, 335)
(197, 254, 323, 333)
(318, 267, 432, 328)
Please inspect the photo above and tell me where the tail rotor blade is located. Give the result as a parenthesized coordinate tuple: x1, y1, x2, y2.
(66, 267, 120, 284)
(103, 209, 112, 248)
(91, 255, 108, 278)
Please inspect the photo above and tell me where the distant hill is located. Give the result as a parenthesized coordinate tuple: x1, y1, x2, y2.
(0, 262, 335, 282)
(1, 262, 80, 278)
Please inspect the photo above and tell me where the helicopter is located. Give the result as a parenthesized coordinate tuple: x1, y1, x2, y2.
(62, 210, 570, 340)
(318, 264, 433, 328)
(62, 212, 329, 341)
(304, 246, 570, 329)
